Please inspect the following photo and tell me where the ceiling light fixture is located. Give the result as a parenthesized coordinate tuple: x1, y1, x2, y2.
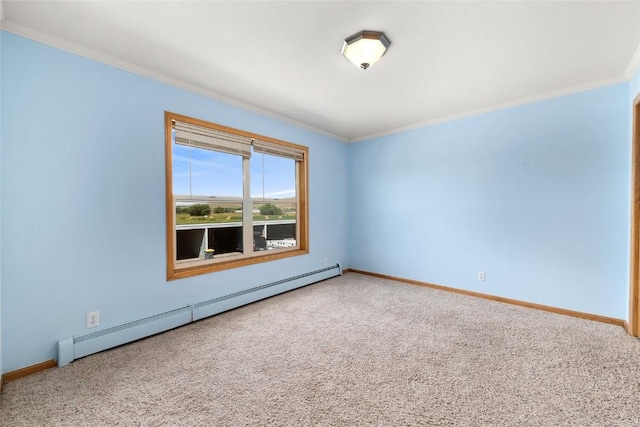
(341, 30, 391, 70)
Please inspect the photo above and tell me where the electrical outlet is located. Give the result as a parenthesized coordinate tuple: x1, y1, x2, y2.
(324, 257, 329, 267)
(478, 271, 486, 282)
(86, 311, 100, 328)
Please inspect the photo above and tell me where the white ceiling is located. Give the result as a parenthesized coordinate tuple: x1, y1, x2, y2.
(2, 1, 640, 142)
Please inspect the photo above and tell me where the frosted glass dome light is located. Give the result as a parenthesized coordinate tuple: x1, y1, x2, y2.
(341, 30, 391, 70)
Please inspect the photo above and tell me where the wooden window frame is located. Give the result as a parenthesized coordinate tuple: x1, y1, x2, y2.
(165, 111, 309, 281)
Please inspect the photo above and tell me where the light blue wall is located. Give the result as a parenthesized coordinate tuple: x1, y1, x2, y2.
(349, 83, 631, 319)
(0, 32, 349, 372)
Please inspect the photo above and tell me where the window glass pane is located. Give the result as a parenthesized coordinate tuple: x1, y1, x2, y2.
(176, 202, 244, 261)
(208, 225, 243, 257)
(250, 151, 296, 200)
(253, 202, 297, 251)
(176, 202, 243, 225)
(176, 228, 206, 261)
(173, 142, 243, 198)
(252, 202, 296, 221)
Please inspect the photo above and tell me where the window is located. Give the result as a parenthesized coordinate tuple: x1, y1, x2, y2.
(165, 112, 309, 280)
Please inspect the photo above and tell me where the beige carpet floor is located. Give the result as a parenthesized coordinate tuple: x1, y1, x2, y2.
(2, 273, 640, 426)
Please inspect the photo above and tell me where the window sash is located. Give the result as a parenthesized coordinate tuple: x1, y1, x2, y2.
(175, 195, 244, 203)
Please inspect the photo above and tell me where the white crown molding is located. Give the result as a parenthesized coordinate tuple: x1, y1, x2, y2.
(624, 43, 640, 80)
(0, 19, 349, 143)
(349, 76, 629, 143)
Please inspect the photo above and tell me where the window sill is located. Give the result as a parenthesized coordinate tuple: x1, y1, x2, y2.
(168, 247, 309, 281)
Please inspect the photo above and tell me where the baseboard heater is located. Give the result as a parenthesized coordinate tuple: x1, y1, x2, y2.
(57, 263, 341, 367)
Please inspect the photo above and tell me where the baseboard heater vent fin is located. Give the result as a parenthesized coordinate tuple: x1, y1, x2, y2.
(58, 263, 341, 367)
(194, 264, 340, 309)
(191, 264, 341, 321)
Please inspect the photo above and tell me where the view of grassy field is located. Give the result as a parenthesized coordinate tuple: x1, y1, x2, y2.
(176, 212, 296, 225)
